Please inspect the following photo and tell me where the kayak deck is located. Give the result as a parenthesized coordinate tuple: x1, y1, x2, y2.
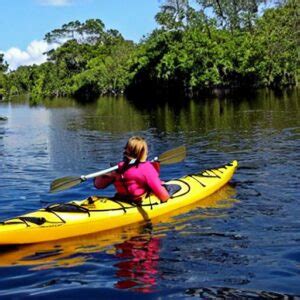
(0, 160, 238, 245)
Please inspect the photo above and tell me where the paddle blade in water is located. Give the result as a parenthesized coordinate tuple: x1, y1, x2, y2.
(159, 145, 186, 165)
(50, 176, 83, 193)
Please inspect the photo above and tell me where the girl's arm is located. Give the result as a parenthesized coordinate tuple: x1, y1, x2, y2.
(144, 163, 170, 202)
(94, 173, 115, 189)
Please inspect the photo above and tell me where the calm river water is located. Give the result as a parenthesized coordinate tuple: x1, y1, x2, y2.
(0, 89, 299, 299)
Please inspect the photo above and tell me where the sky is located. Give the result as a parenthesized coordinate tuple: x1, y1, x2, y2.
(0, 0, 161, 70)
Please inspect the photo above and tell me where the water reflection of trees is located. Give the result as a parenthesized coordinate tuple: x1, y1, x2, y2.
(42, 88, 299, 135)
(72, 88, 300, 134)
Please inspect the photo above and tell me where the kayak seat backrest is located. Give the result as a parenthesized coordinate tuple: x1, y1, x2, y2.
(163, 184, 181, 197)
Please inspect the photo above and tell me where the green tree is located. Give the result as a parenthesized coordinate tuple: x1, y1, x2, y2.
(2, 3, 298, 102)
(155, 0, 193, 30)
(44, 19, 106, 45)
(70, 39, 135, 98)
(253, 0, 299, 86)
(0, 53, 8, 72)
(0, 54, 8, 98)
(5, 66, 35, 96)
(196, 0, 266, 31)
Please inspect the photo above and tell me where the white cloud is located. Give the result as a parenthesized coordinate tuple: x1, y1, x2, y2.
(38, 0, 72, 6)
(2, 40, 59, 71)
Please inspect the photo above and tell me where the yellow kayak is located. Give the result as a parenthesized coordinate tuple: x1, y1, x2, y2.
(0, 160, 238, 245)
(0, 185, 237, 269)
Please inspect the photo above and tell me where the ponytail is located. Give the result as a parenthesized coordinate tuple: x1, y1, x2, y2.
(123, 136, 148, 163)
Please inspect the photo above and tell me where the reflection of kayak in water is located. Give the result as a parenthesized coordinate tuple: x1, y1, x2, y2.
(0, 161, 238, 245)
(0, 184, 237, 269)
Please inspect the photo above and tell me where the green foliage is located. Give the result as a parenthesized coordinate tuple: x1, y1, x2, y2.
(155, 0, 192, 30)
(0, 75, 6, 99)
(2, 2, 298, 101)
(196, 0, 266, 31)
(3, 20, 135, 100)
(0, 54, 8, 99)
(69, 40, 135, 97)
(252, 0, 299, 86)
(0, 54, 8, 73)
(44, 19, 106, 45)
(129, 0, 298, 94)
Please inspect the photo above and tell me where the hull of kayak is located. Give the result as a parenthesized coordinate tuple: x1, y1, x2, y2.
(0, 185, 237, 268)
(0, 161, 238, 245)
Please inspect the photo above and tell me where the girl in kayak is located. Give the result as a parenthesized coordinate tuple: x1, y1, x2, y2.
(94, 136, 170, 203)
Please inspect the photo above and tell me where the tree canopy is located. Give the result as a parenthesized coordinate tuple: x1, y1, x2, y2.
(2, 0, 299, 102)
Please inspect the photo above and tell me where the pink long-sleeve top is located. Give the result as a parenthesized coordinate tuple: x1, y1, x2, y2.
(94, 161, 169, 202)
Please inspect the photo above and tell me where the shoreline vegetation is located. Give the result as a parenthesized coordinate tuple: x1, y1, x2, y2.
(0, 0, 298, 103)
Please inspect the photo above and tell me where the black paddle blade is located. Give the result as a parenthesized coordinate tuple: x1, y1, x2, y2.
(50, 176, 83, 193)
(158, 145, 186, 165)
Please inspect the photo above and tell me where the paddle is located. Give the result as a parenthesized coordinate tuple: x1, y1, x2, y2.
(50, 145, 186, 193)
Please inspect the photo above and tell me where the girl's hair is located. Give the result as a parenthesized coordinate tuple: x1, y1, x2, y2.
(124, 136, 148, 162)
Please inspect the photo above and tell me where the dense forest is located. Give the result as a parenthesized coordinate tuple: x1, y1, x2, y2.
(0, 0, 298, 102)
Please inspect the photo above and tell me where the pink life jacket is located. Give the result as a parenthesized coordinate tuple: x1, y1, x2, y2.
(94, 161, 169, 202)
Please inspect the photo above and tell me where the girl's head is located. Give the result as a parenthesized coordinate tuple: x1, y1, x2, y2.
(123, 136, 148, 162)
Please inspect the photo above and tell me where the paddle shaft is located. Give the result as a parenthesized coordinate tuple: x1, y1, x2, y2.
(50, 146, 185, 193)
(82, 165, 118, 180)
(82, 156, 166, 180)
(83, 158, 138, 180)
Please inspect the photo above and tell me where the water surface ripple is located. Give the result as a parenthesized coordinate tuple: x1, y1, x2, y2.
(0, 89, 299, 299)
